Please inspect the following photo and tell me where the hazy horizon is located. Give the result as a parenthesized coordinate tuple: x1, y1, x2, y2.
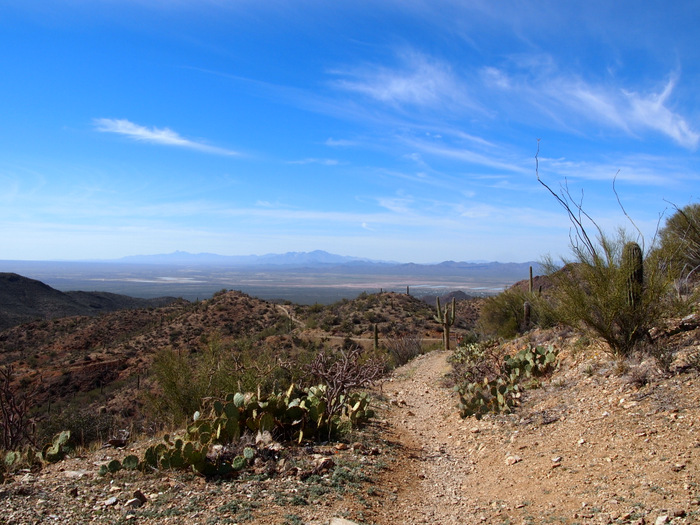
(0, 248, 524, 266)
(1, 2, 697, 263)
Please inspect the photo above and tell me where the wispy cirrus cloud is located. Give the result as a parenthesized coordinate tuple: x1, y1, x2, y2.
(94, 118, 238, 156)
(623, 76, 699, 150)
(330, 50, 479, 113)
(482, 64, 699, 150)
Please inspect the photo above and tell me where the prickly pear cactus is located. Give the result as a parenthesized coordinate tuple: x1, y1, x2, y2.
(42, 430, 71, 463)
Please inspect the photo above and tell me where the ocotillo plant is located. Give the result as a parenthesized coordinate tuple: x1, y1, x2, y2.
(434, 297, 456, 351)
(622, 241, 644, 308)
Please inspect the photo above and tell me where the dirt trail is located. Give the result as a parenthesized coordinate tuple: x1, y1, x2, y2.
(362, 348, 700, 525)
(372, 351, 478, 524)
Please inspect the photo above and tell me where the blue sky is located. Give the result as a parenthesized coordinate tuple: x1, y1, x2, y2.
(1, 1, 698, 263)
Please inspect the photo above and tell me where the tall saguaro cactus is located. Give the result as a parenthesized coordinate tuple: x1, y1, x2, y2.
(622, 241, 644, 309)
(434, 297, 456, 351)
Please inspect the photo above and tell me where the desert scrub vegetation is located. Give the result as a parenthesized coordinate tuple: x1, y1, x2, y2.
(535, 152, 673, 358)
(148, 335, 321, 427)
(98, 345, 383, 478)
(102, 382, 377, 478)
(477, 287, 556, 339)
(450, 340, 558, 419)
(541, 234, 668, 357)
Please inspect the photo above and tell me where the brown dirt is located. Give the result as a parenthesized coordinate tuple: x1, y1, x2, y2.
(2, 328, 700, 524)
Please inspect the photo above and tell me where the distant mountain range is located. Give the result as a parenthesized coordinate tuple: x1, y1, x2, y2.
(114, 250, 391, 266)
(0, 252, 541, 304)
(113, 250, 495, 268)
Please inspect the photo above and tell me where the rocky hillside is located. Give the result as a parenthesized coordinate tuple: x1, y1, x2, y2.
(0, 273, 177, 331)
(0, 277, 479, 445)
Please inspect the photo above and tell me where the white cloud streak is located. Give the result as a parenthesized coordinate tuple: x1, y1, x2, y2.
(330, 50, 480, 113)
(94, 118, 239, 156)
(483, 65, 699, 150)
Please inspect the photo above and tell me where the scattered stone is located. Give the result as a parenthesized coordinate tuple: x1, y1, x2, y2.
(335, 442, 349, 450)
(124, 498, 143, 509)
(103, 497, 118, 507)
(505, 455, 522, 465)
(654, 515, 669, 525)
(330, 518, 360, 525)
(63, 470, 89, 479)
(552, 456, 563, 463)
(133, 490, 147, 505)
(671, 463, 686, 472)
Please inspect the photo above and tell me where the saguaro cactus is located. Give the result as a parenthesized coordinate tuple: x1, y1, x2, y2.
(434, 297, 456, 351)
(621, 241, 643, 309)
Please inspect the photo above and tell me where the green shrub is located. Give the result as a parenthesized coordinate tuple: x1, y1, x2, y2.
(653, 202, 700, 291)
(36, 409, 114, 449)
(384, 333, 424, 368)
(478, 289, 526, 338)
(543, 231, 668, 356)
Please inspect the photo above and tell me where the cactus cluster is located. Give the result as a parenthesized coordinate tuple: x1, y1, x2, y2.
(98, 384, 374, 478)
(456, 377, 521, 419)
(42, 430, 71, 463)
(3, 446, 41, 477)
(504, 345, 558, 382)
(98, 454, 140, 476)
(456, 345, 558, 419)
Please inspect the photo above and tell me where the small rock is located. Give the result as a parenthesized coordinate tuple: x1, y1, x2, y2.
(103, 497, 118, 507)
(671, 463, 686, 472)
(63, 470, 89, 479)
(335, 443, 349, 451)
(125, 498, 143, 509)
(470, 427, 480, 434)
(552, 456, 563, 463)
(330, 518, 360, 525)
(133, 490, 148, 504)
(351, 442, 364, 451)
(654, 515, 669, 525)
(505, 455, 522, 465)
